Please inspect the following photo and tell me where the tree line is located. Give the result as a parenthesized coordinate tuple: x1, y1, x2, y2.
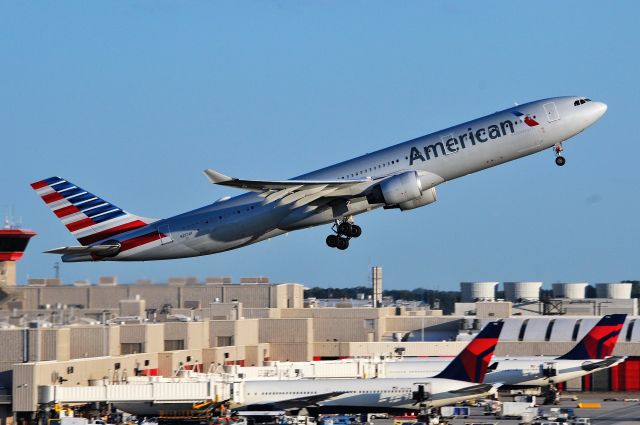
(305, 280, 640, 315)
(304, 286, 460, 314)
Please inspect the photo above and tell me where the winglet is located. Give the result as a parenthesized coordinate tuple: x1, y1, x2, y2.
(204, 169, 233, 184)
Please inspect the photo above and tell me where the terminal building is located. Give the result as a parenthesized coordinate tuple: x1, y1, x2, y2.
(0, 248, 638, 424)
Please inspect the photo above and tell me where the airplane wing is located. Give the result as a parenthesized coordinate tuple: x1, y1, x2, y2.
(44, 244, 121, 256)
(581, 356, 626, 371)
(235, 391, 345, 412)
(204, 169, 371, 191)
(447, 383, 500, 396)
(204, 168, 375, 207)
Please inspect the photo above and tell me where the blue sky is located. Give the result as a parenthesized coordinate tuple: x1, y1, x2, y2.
(2, 2, 639, 290)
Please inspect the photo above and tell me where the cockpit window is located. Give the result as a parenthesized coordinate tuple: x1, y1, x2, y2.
(574, 98, 592, 106)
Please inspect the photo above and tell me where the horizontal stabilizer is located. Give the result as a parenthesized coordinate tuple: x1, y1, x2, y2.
(44, 244, 121, 256)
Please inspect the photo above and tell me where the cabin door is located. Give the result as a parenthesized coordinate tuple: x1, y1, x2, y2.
(543, 102, 560, 122)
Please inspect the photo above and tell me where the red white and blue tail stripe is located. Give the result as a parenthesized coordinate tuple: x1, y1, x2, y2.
(30, 177, 153, 246)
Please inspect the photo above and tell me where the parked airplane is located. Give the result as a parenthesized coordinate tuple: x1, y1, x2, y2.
(32, 96, 606, 261)
(381, 314, 627, 389)
(112, 321, 504, 416)
(233, 321, 505, 413)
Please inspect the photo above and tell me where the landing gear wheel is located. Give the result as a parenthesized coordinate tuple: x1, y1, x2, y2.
(327, 218, 359, 249)
(336, 237, 349, 250)
(555, 156, 566, 166)
(337, 222, 352, 236)
(326, 234, 338, 248)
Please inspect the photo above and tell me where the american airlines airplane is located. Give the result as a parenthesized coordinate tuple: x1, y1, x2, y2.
(381, 314, 626, 389)
(32, 96, 606, 261)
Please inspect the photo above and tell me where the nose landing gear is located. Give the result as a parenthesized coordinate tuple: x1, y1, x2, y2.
(325, 218, 362, 250)
(553, 144, 566, 166)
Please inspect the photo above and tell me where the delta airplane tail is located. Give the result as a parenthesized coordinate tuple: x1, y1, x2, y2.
(30, 177, 153, 246)
(435, 320, 504, 383)
(558, 314, 626, 360)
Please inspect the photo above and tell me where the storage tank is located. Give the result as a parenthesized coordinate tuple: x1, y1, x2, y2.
(596, 282, 632, 299)
(460, 281, 498, 302)
(553, 282, 589, 299)
(565, 282, 589, 299)
(503, 281, 542, 302)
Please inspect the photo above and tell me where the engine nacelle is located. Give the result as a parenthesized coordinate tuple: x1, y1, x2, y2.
(367, 171, 423, 206)
(397, 187, 437, 211)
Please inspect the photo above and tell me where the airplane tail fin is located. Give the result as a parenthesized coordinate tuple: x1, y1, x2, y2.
(434, 321, 504, 383)
(30, 177, 154, 246)
(558, 314, 627, 360)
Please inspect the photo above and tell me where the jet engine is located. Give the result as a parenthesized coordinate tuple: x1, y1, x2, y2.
(367, 171, 437, 210)
(397, 186, 437, 211)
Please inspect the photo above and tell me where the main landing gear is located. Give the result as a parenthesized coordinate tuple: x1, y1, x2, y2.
(325, 218, 362, 250)
(554, 143, 566, 166)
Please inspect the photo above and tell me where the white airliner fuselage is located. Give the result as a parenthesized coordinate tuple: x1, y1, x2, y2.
(238, 377, 496, 411)
(381, 356, 623, 387)
(34, 96, 607, 261)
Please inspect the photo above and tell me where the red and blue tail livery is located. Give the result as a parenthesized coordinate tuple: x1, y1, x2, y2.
(558, 314, 627, 360)
(30, 177, 152, 246)
(435, 320, 504, 383)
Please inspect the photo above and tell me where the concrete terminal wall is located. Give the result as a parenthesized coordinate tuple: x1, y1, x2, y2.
(209, 319, 259, 347)
(13, 353, 159, 412)
(259, 319, 312, 344)
(11, 283, 304, 310)
(243, 308, 280, 319)
(70, 326, 119, 359)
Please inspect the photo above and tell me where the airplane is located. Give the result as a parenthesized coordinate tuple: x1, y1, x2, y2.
(376, 314, 627, 390)
(31, 96, 607, 261)
(112, 321, 504, 416)
(232, 321, 505, 414)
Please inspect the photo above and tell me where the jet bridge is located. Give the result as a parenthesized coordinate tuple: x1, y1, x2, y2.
(38, 374, 237, 415)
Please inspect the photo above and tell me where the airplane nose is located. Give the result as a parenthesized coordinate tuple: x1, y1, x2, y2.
(581, 101, 607, 127)
(593, 101, 607, 120)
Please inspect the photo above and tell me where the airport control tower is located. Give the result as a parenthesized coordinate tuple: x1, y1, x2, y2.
(0, 219, 36, 286)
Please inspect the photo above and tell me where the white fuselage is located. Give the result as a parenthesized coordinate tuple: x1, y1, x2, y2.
(65, 96, 606, 261)
(379, 357, 622, 387)
(239, 377, 494, 411)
